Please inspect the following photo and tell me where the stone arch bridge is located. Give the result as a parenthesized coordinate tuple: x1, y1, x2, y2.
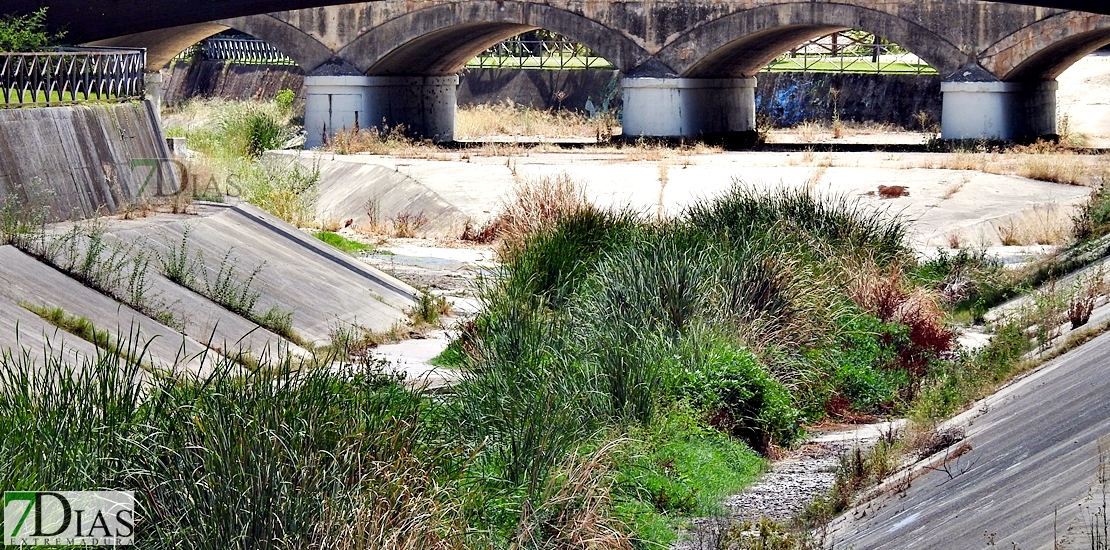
(65, 0, 1110, 144)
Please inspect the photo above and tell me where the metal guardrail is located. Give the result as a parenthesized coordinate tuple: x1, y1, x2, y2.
(1, 48, 146, 108)
(764, 31, 937, 75)
(467, 37, 614, 70)
(174, 38, 296, 66)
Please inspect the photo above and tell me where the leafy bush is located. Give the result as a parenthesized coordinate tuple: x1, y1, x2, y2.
(827, 313, 907, 414)
(235, 157, 320, 227)
(0, 8, 64, 52)
(671, 344, 801, 451)
(275, 89, 296, 116)
(1074, 183, 1110, 241)
(221, 110, 289, 159)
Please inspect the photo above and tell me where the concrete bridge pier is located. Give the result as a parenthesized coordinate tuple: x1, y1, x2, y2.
(304, 75, 458, 148)
(941, 79, 1058, 141)
(621, 77, 757, 144)
(144, 72, 164, 115)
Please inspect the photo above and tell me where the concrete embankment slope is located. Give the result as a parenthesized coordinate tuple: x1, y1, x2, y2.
(0, 101, 177, 221)
(0, 202, 418, 371)
(284, 152, 476, 236)
(828, 332, 1110, 549)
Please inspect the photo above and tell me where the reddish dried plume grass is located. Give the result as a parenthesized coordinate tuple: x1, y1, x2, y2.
(850, 268, 954, 378)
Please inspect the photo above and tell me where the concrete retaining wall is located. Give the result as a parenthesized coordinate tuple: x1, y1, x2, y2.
(0, 101, 177, 222)
(756, 72, 943, 129)
(162, 61, 943, 129)
(162, 60, 307, 108)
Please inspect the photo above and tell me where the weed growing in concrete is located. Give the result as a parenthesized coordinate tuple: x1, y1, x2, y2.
(0, 193, 48, 247)
(20, 303, 150, 367)
(1089, 439, 1110, 550)
(9, 220, 182, 329)
(313, 231, 374, 254)
(409, 290, 450, 327)
(205, 250, 264, 316)
(151, 231, 300, 343)
(390, 211, 429, 238)
(157, 227, 200, 288)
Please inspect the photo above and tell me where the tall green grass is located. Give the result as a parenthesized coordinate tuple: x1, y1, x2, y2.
(439, 184, 943, 544)
(2, 182, 968, 547)
(0, 339, 466, 550)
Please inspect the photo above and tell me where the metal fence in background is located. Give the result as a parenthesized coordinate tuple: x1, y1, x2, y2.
(175, 38, 297, 66)
(1, 48, 146, 108)
(467, 37, 614, 70)
(764, 30, 937, 74)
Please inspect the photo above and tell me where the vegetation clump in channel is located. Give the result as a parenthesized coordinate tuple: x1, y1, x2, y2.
(434, 182, 963, 544)
(17, 172, 1105, 547)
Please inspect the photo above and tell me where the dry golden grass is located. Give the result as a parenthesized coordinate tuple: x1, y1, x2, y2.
(329, 125, 452, 159)
(456, 100, 618, 139)
(902, 140, 1109, 187)
(1017, 151, 1089, 185)
(770, 120, 905, 143)
(494, 172, 591, 254)
(513, 440, 632, 550)
(940, 178, 968, 199)
(934, 151, 989, 172)
(992, 204, 1074, 246)
(945, 231, 963, 249)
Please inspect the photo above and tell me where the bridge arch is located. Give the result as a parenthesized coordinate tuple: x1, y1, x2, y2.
(654, 3, 967, 78)
(89, 15, 335, 71)
(980, 11, 1110, 81)
(336, 2, 652, 75)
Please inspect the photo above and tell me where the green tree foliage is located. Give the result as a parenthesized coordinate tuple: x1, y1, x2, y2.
(0, 8, 65, 52)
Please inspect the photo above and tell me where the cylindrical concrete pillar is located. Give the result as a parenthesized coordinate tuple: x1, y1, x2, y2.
(303, 74, 459, 148)
(304, 75, 373, 149)
(941, 80, 1058, 141)
(144, 72, 164, 115)
(621, 77, 757, 141)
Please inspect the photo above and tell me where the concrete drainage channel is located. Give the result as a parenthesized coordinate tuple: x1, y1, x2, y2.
(0, 202, 463, 387)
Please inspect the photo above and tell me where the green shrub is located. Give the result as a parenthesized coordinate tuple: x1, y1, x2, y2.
(1074, 184, 1110, 241)
(235, 158, 320, 227)
(0, 8, 64, 52)
(829, 314, 908, 413)
(615, 406, 764, 519)
(671, 344, 801, 450)
(275, 89, 296, 116)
